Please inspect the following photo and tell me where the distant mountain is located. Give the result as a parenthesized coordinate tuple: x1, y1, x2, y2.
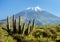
(0, 6, 60, 25)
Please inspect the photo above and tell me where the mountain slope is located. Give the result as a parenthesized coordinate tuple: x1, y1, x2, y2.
(0, 7, 60, 25)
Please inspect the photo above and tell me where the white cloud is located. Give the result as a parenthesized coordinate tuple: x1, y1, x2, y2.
(27, 7, 31, 10)
(26, 7, 33, 10)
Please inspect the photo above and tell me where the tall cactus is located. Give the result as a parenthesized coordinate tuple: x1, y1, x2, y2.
(24, 21, 31, 35)
(12, 15, 16, 33)
(32, 19, 35, 30)
(28, 21, 31, 34)
(15, 19, 17, 33)
(12, 15, 15, 29)
(30, 19, 35, 35)
(18, 16, 22, 34)
(22, 23, 26, 34)
(7, 16, 10, 32)
(32, 19, 35, 27)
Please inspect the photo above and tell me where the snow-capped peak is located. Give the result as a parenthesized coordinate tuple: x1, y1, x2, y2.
(26, 6, 42, 12)
(34, 6, 42, 11)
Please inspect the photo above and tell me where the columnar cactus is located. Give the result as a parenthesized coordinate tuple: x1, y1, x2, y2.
(12, 15, 15, 28)
(32, 19, 35, 30)
(24, 21, 31, 35)
(14, 19, 17, 33)
(18, 16, 22, 34)
(12, 15, 16, 33)
(7, 16, 10, 32)
(6, 15, 36, 35)
(28, 21, 31, 34)
(32, 19, 35, 27)
(22, 23, 26, 34)
(30, 19, 35, 35)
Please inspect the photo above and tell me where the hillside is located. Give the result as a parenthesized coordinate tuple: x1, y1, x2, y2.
(0, 7, 60, 25)
(0, 24, 60, 42)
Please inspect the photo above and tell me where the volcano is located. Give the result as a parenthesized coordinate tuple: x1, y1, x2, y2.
(0, 7, 60, 25)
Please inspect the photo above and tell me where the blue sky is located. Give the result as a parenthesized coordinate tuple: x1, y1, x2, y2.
(0, 0, 60, 20)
